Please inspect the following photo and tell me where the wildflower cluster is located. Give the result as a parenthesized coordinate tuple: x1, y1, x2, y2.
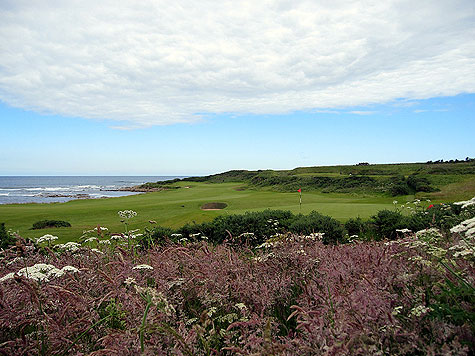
(0, 230, 473, 355)
(454, 196, 475, 209)
(118, 210, 138, 220)
(36, 234, 58, 244)
(0, 263, 79, 282)
(54, 241, 81, 253)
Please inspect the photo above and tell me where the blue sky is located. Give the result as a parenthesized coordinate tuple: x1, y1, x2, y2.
(1, 94, 473, 175)
(0, 1, 474, 175)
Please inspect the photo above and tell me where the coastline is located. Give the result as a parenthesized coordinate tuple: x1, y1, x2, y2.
(0, 176, 184, 205)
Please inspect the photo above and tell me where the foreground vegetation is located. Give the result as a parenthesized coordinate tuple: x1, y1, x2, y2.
(0, 197, 474, 355)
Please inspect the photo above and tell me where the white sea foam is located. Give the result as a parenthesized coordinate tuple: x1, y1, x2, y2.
(0, 176, 182, 204)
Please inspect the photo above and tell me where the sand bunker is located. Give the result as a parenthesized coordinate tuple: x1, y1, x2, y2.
(201, 202, 228, 210)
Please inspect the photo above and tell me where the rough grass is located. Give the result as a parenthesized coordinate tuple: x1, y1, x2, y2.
(0, 232, 472, 355)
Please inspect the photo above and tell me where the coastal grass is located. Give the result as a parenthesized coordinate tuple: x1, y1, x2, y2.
(0, 180, 460, 243)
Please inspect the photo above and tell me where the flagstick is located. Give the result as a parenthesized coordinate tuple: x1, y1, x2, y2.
(299, 190, 302, 212)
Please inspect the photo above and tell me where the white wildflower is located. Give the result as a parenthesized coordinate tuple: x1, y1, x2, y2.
(57, 242, 81, 252)
(256, 241, 274, 249)
(36, 234, 58, 244)
(453, 249, 475, 258)
(416, 228, 443, 243)
(110, 234, 124, 240)
(207, 307, 217, 317)
(99, 240, 111, 245)
(0, 263, 79, 283)
(93, 226, 108, 231)
(186, 318, 198, 325)
(170, 233, 182, 237)
(133, 264, 154, 271)
(83, 237, 97, 243)
(450, 217, 475, 235)
(396, 228, 412, 234)
(134, 285, 175, 316)
(118, 210, 137, 219)
(238, 232, 256, 239)
(410, 305, 432, 317)
(61, 265, 79, 273)
(454, 196, 475, 209)
(6, 257, 22, 266)
(391, 306, 403, 316)
(234, 303, 247, 311)
(90, 248, 104, 254)
(124, 277, 137, 286)
(393, 200, 398, 205)
(0, 272, 14, 282)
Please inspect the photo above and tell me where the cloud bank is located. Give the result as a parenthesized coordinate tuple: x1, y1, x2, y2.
(1, 0, 474, 126)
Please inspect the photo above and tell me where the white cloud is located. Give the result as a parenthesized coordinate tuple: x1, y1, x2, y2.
(0, 0, 474, 127)
(349, 111, 376, 115)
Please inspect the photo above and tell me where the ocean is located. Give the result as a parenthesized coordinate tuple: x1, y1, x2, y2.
(0, 176, 185, 205)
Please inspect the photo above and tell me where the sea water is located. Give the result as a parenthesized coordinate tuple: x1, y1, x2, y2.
(0, 176, 184, 204)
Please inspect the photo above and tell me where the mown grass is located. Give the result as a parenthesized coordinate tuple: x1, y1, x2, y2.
(1, 162, 474, 243)
(0, 181, 413, 243)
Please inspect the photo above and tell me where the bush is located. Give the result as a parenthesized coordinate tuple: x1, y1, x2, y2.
(407, 174, 436, 192)
(371, 210, 407, 240)
(390, 182, 411, 196)
(289, 211, 345, 244)
(31, 220, 71, 229)
(345, 217, 364, 236)
(0, 223, 15, 249)
(171, 210, 344, 246)
(138, 225, 174, 249)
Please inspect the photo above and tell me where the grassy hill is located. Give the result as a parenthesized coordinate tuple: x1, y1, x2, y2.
(143, 160, 475, 196)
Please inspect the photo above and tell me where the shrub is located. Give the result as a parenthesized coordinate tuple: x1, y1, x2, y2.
(0, 223, 15, 249)
(173, 210, 344, 246)
(371, 210, 406, 240)
(344, 217, 364, 236)
(31, 220, 71, 229)
(390, 182, 411, 196)
(138, 225, 174, 249)
(210, 210, 293, 244)
(407, 174, 436, 192)
(289, 211, 345, 244)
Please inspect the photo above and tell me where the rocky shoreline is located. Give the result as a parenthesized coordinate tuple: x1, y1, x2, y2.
(103, 186, 167, 193)
(37, 193, 92, 199)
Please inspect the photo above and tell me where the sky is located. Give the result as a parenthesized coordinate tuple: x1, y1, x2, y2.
(0, 0, 474, 176)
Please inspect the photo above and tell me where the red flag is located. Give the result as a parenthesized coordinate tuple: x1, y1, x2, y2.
(298, 189, 301, 193)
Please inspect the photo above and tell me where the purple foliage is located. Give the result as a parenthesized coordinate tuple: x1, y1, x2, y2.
(0, 236, 472, 355)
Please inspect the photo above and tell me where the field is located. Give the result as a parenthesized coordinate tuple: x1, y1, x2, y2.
(0, 182, 395, 243)
(1, 161, 474, 243)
